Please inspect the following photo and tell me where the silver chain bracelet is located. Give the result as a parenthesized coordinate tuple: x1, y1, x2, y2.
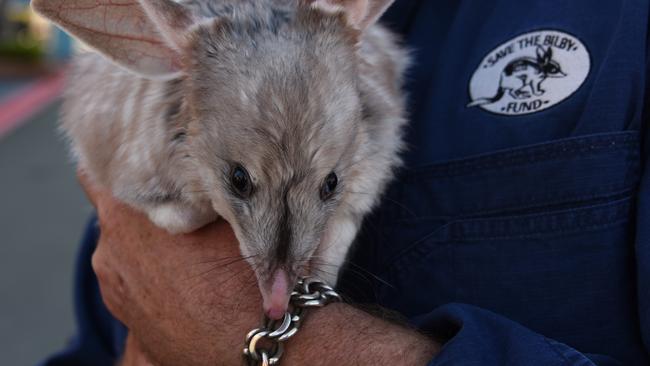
(243, 277, 341, 366)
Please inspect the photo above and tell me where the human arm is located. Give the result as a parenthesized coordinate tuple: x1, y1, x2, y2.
(79, 174, 438, 366)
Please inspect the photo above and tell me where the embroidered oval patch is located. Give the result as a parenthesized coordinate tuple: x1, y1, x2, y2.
(468, 30, 590, 116)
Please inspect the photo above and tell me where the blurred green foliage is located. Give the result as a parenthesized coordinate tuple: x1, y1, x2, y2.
(0, 1, 46, 62)
(0, 37, 44, 61)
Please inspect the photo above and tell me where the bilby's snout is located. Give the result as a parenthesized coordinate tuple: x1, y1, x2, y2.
(260, 268, 294, 320)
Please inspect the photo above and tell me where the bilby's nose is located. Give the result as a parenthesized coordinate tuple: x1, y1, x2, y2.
(261, 268, 291, 320)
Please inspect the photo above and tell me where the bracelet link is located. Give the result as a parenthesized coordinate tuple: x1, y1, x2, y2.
(243, 277, 341, 365)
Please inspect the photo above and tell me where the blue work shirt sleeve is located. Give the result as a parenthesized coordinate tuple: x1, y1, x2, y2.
(40, 217, 126, 366)
(416, 303, 622, 366)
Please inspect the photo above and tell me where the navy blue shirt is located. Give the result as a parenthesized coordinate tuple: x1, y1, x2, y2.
(44, 0, 650, 365)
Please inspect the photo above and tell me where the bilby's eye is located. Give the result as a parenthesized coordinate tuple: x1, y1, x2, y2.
(320, 172, 338, 201)
(231, 165, 252, 198)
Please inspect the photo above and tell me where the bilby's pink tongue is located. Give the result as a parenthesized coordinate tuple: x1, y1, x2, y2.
(262, 269, 290, 320)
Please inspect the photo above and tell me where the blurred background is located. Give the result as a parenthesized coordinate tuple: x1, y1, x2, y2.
(0, 1, 91, 365)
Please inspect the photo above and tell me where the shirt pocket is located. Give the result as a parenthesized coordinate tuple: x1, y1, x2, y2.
(369, 131, 642, 358)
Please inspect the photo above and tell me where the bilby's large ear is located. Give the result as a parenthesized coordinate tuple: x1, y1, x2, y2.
(31, 0, 197, 79)
(309, 0, 394, 31)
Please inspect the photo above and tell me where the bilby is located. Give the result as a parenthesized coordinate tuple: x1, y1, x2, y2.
(32, 0, 409, 319)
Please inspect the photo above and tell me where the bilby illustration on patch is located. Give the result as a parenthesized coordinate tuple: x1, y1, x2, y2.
(468, 30, 590, 116)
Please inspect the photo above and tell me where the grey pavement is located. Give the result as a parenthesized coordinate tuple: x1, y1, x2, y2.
(0, 78, 30, 99)
(0, 102, 92, 366)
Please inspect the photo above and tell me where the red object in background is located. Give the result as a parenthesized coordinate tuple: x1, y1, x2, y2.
(0, 69, 65, 139)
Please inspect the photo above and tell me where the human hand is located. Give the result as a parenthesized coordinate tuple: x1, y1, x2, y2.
(79, 171, 262, 366)
(79, 171, 438, 365)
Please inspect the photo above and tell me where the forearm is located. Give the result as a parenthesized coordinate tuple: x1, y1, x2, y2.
(81, 176, 437, 366)
(284, 303, 439, 365)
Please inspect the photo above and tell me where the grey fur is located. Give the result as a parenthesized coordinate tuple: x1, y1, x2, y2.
(40, 0, 409, 292)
